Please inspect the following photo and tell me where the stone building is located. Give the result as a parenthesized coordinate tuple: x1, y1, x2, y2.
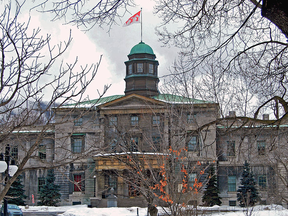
(4, 41, 288, 208)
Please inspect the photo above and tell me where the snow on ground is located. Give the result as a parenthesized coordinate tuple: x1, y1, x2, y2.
(20, 204, 288, 216)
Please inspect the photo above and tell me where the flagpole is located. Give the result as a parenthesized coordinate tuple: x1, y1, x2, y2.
(141, 8, 143, 42)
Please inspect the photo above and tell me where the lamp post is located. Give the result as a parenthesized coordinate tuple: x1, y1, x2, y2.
(0, 145, 18, 216)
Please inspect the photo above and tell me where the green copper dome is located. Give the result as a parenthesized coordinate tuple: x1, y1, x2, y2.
(129, 41, 154, 55)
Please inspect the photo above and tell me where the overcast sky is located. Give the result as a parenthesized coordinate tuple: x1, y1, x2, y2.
(19, 0, 179, 101)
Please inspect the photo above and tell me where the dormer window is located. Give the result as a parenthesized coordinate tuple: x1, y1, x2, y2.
(128, 64, 133, 74)
(149, 64, 154, 74)
(137, 63, 143, 73)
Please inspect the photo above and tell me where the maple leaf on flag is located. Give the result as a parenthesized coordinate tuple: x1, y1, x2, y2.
(123, 11, 141, 27)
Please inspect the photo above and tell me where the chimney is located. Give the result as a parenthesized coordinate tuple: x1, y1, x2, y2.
(263, 114, 269, 120)
(229, 111, 236, 117)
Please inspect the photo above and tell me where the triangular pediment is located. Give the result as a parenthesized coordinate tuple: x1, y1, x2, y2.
(98, 94, 167, 111)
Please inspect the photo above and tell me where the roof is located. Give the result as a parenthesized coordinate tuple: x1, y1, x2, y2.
(129, 41, 154, 55)
(152, 94, 214, 104)
(61, 95, 124, 108)
(94, 152, 170, 157)
(61, 94, 214, 109)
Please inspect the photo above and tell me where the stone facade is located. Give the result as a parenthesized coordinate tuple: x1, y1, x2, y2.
(2, 41, 288, 208)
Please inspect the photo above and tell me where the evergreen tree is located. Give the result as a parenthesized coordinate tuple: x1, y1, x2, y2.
(202, 166, 222, 206)
(6, 175, 27, 205)
(38, 169, 61, 206)
(237, 161, 260, 207)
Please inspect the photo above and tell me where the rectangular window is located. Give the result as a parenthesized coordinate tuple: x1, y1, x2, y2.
(38, 177, 45, 192)
(187, 114, 196, 123)
(227, 141, 235, 156)
(74, 117, 83, 126)
(258, 175, 267, 189)
(187, 136, 198, 152)
(74, 174, 82, 192)
(149, 64, 154, 74)
(129, 179, 141, 197)
(152, 115, 160, 126)
(229, 200, 236, 206)
(109, 116, 117, 127)
(104, 173, 117, 193)
(39, 144, 46, 160)
(130, 137, 139, 152)
(260, 200, 267, 205)
(11, 146, 18, 162)
(131, 116, 139, 126)
(228, 176, 236, 192)
(110, 139, 117, 153)
(152, 136, 161, 151)
(257, 141, 266, 155)
(128, 64, 133, 74)
(137, 63, 143, 73)
(188, 173, 197, 187)
(94, 115, 100, 129)
(71, 135, 85, 153)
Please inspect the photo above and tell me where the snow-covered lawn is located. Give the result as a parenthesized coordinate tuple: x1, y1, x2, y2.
(20, 204, 288, 216)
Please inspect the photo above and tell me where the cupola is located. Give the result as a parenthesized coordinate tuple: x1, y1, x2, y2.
(124, 41, 159, 97)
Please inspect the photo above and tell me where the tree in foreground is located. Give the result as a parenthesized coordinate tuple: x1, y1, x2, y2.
(202, 166, 222, 207)
(38, 170, 61, 206)
(0, 0, 105, 202)
(237, 161, 259, 207)
(6, 175, 27, 206)
(154, 0, 288, 118)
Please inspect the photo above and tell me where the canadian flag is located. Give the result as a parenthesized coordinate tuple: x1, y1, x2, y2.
(123, 11, 141, 27)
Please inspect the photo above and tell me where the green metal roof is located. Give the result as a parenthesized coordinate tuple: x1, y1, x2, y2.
(129, 42, 154, 55)
(152, 94, 214, 104)
(62, 94, 214, 109)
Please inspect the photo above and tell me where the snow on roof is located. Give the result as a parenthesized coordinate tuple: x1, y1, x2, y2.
(94, 152, 170, 157)
(152, 94, 214, 104)
(217, 124, 288, 129)
(61, 95, 124, 109)
(61, 94, 214, 109)
(12, 129, 55, 134)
